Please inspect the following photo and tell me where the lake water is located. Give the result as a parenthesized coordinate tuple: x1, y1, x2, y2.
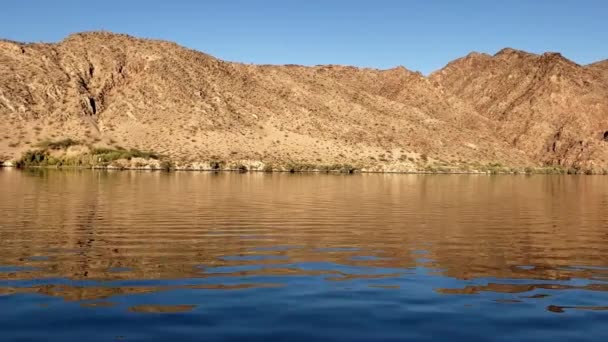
(1, 169, 607, 341)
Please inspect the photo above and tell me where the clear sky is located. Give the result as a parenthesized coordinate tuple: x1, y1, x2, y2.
(1, 0, 606, 74)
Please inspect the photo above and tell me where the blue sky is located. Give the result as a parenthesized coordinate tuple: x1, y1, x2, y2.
(1, 0, 606, 74)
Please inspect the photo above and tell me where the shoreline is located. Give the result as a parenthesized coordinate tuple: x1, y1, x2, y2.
(3, 142, 606, 175)
(1, 163, 605, 175)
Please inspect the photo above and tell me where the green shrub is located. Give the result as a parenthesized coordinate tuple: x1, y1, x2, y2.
(91, 148, 159, 163)
(16, 145, 163, 169)
(16, 149, 49, 168)
(336, 164, 357, 173)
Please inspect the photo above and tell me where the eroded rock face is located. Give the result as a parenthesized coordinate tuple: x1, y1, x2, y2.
(430, 48, 608, 169)
(0, 33, 606, 169)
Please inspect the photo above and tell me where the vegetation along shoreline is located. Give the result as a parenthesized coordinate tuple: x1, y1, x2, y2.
(1, 139, 605, 175)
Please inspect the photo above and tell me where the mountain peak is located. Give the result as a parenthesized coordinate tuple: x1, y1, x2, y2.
(537, 52, 580, 68)
(63, 31, 137, 41)
(494, 47, 535, 58)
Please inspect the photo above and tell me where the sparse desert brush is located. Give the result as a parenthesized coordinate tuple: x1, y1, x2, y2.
(15, 149, 49, 168)
(523, 166, 568, 175)
(91, 147, 159, 162)
(109, 161, 126, 170)
(423, 165, 450, 173)
(234, 163, 248, 172)
(316, 163, 357, 173)
(337, 164, 357, 173)
(547, 166, 567, 175)
(133, 160, 147, 168)
(461, 164, 472, 172)
(37, 138, 80, 150)
(160, 160, 174, 172)
(208, 158, 224, 170)
(437, 167, 451, 173)
(286, 162, 317, 172)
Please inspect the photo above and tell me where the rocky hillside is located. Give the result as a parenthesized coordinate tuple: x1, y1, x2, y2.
(1, 32, 606, 172)
(431, 49, 608, 169)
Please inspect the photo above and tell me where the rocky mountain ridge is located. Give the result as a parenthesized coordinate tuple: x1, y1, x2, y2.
(1, 32, 606, 172)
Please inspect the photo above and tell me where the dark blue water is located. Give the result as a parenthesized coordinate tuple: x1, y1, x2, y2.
(1, 169, 607, 341)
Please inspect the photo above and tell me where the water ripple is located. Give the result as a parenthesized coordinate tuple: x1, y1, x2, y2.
(1, 170, 607, 341)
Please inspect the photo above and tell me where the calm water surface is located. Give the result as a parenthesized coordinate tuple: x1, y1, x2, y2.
(1, 169, 607, 341)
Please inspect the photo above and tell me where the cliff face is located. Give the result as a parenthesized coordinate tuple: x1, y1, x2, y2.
(1, 32, 606, 171)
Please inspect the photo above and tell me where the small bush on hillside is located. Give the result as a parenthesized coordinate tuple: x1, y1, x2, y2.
(37, 138, 80, 150)
(91, 148, 159, 163)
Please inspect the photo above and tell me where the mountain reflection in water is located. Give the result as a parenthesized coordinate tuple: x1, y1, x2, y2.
(1, 169, 607, 341)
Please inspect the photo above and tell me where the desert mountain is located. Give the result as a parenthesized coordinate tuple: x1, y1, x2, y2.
(1, 32, 606, 172)
(431, 48, 608, 168)
(587, 59, 608, 81)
